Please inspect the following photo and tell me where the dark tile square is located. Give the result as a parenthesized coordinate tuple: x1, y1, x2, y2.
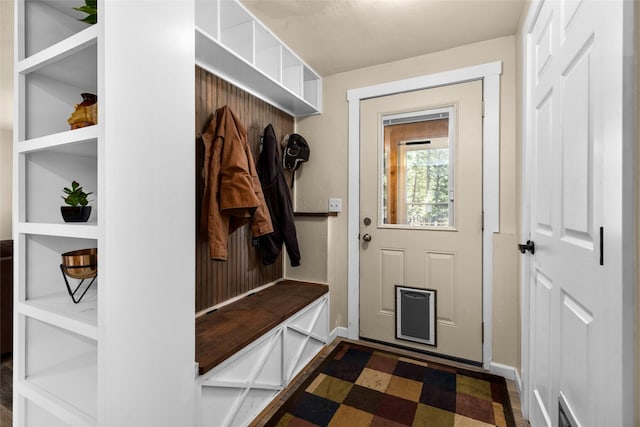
(490, 380, 508, 403)
(419, 384, 456, 413)
(393, 360, 426, 382)
(323, 348, 372, 382)
(375, 393, 418, 425)
(423, 367, 456, 393)
(289, 392, 340, 426)
(343, 384, 383, 414)
(366, 353, 398, 375)
(456, 392, 495, 424)
(370, 415, 409, 427)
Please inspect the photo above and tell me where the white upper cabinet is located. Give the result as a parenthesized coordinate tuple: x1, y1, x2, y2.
(195, 0, 322, 117)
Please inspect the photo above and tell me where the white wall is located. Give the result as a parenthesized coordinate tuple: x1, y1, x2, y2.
(0, 0, 13, 240)
(295, 35, 520, 368)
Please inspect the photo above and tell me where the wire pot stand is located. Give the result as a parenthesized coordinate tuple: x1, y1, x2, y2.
(59, 264, 97, 304)
(59, 248, 98, 304)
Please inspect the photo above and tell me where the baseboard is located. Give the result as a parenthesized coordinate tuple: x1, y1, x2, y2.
(329, 326, 349, 342)
(489, 361, 517, 381)
(514, 367, 522, 397)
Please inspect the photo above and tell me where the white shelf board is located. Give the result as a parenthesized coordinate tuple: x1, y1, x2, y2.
(18, 125, 99, 155)
(18, 24, 98, 76)
(17, 221, 99, 239)
(18, 289, 98, 340)
(196, 27, 320, 117)
(14, 368, 97, 427)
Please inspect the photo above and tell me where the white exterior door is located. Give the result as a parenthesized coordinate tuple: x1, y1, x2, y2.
(524, 0, 633, 426)
(359, 81, 484, 363)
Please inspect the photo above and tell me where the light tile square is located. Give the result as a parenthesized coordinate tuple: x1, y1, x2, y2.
(355, 367, 392, 392)
(457, 375, 492, 400)
(453, 414, 496, 427)
(328, 405, 374, 427)
(310, 375, 354, 403)
(492, 402, 507, 427)
(386, 375, 422, 402)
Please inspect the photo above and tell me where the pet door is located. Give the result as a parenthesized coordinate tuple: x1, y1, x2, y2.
(396, 286, 437, 346)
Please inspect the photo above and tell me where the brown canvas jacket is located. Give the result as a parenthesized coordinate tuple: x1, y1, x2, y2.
(200, 105, 273, 260)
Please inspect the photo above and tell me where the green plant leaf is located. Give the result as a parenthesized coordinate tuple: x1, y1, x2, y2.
(62, 181, 92, 206)
(86, 0, 97, 8)
(73, 5, 97, 14)
(80, 14, 98, 24)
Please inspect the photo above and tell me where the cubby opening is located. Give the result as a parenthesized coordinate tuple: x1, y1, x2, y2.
(303, 67, 320, 108)
(282, 48, 303, 96)
(255, 24, 281, 82)
(23, 146, 98, 224)
(220, 0, 254, 63)
(22, 0, 93, 59)
(195, 0, 219, 40)
(24, 317, 97, 419)
(24, 398, 70, 427)
(23, 234, 98, 326)
(22, 43, 98, 141)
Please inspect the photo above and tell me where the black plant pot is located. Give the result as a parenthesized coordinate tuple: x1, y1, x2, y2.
(61, 206, 92, 222)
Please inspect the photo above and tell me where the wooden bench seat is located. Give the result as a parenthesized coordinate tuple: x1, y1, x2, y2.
(195, 280, 329, 375)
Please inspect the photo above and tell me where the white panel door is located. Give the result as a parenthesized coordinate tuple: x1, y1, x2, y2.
(525, 0, 631, 426)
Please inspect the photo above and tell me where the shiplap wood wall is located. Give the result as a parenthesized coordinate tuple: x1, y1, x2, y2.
(195, 67, 294, 313)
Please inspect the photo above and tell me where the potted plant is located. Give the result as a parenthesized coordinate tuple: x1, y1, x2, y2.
(61, 180, 93, 222)
(73, 0, 97, 25)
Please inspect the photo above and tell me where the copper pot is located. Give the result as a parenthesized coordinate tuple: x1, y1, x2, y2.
(61, 248, 97, 279)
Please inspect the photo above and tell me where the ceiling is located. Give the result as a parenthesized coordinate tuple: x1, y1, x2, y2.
(239, 0, 527, 77)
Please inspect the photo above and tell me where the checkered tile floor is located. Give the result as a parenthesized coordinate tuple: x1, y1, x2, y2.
(267, 342, 515, 427)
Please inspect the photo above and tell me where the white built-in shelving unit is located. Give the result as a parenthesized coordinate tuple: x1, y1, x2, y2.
(14, 1, 100, 424)
(14, 0, 196, 426)
(195, 0, 322, 117)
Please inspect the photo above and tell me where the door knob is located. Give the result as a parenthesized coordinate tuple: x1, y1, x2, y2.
(362, 234, 372, 242)
(518, 240, 535, 255)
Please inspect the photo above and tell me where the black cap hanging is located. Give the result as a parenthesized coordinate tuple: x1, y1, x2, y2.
(283, 133, 310, 188)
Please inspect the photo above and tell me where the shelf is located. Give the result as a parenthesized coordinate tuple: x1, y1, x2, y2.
(196, 28, 319, 117)
(22, 316, 97, 423)
(293, 212, 338, 218)
(17, 125, 99, 154)
(220, 0, 253, 63)
(18, 222, 98, 239)
(195, 0, 219, 40)
(18, 381, 95, 427)
(195, 0, 321, 117)
(18, 24, 98, 75)
(19, 37, 98, 140)
(22, 145, 97, 223)
(18, 288, 98, 340)
(282, 48, 303, 97)
(255, 24, 281, 82)
(20, 0, 96, 60)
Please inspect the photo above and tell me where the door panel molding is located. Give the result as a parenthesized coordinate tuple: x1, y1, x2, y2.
(347, 61, 502, 369)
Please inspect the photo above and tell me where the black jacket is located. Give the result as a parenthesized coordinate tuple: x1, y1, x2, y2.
(256, 124, 301, 266)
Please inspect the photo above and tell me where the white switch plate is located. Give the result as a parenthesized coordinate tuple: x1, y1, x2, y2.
(328, 198, 342, 213)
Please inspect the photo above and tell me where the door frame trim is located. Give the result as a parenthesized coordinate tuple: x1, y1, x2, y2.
(347, 61, 502, 368)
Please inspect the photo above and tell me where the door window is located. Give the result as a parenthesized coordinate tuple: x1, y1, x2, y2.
(381, 107, 455, 228)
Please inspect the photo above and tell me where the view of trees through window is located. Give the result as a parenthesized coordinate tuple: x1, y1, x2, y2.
(404, 147, 449, 226)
